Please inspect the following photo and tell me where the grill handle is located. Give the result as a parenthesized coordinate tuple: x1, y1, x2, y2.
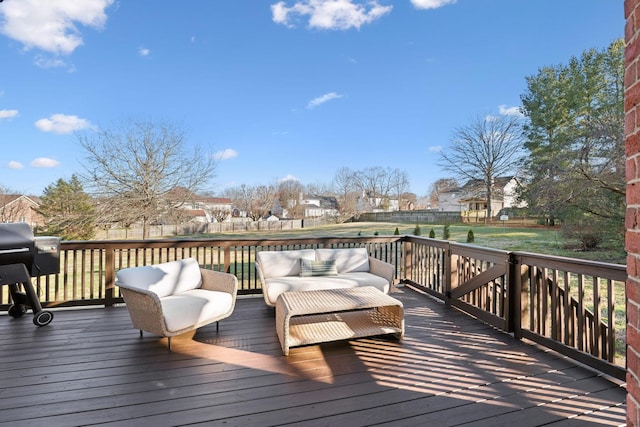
(0, 248, 29, 255)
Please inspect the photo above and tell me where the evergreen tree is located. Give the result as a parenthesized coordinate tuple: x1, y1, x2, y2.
(520, 39, 624, 242)
(38, 175, 96, 240)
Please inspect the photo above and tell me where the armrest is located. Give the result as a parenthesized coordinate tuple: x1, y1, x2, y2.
(199, 268, 238, 297)
(368, 256, 395, 285)
(116, 283, 168, 335)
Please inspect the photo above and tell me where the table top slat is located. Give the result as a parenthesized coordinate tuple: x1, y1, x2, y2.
(277, 286, 402, 317)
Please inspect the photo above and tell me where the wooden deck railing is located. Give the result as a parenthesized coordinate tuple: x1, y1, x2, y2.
(0, 235, 626, 380)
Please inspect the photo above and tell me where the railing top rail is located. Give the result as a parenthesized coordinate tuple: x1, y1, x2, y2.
(514, 251, 627, 281)
(60, 235, 405, 250)
(403, 236, 450, 249)
(450, 242, 511, 263)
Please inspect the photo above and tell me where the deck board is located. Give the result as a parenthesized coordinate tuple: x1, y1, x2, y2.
(0, 286, 626, 426)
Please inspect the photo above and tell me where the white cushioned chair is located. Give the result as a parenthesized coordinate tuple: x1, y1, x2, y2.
(115, 258, 238, 350)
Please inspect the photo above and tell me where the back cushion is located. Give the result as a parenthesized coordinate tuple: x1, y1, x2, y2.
(116, 257, 202, 298)
(256, 249, 316, 278)
(315, 248, 370, 273)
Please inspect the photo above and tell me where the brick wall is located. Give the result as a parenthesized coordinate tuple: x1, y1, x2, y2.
(628, 0, 640, 424)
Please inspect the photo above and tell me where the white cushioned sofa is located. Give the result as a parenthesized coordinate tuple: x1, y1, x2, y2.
(255, 247, 394, 307)
(116, 258, 237, 350)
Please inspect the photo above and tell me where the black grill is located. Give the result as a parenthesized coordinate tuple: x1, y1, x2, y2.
(0, 223, 60, 326)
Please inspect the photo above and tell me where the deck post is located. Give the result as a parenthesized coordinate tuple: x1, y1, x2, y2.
(104, 243, 115, 307)
(509, 253, 522, 338)
(444, 244, 455, 305)
(403, 240, 412, 283)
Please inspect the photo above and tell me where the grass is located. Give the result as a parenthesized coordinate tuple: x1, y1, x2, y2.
(197, 221, 627, 265)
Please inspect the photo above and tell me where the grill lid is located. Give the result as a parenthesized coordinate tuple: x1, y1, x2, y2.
(0, 223, 36, 267)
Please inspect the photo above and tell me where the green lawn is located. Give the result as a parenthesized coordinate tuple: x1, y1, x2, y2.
(197, 221, 627, 265)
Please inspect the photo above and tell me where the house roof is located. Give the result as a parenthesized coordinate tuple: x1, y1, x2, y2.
(0, 194, 40, 209)
(304, 195, 339, 209)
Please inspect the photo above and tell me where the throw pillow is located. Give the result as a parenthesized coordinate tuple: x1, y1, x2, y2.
(299, 259, 338, 277)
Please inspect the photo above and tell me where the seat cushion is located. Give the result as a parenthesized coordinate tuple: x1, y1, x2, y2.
(160, 289, 234, 333)
(263, 272, 389, 306)
(116, 258, 202, 298)
(315, 248, 370, 273)
(256, 249, 316, 278)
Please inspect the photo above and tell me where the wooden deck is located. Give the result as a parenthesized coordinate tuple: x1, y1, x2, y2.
(0, 285, 626, 426)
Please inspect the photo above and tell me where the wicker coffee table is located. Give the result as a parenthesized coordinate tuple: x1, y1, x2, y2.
(275, 286, 404, 356)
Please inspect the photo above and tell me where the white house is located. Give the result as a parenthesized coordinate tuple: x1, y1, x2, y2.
(300, 195, 339, 218)
(436, 176, 524, 218)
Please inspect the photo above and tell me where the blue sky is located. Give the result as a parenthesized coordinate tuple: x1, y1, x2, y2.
(0, 0, 624, 197)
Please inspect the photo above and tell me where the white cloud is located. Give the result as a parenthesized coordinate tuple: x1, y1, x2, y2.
(8, 161, 24, 169)
(271, 0, 393, 30)
(138, 46, 150, 57)
(307, 92, 344, 109)
(279, 175, 299, 182)
(498, 104, 524, 117)
(34, 55, 70, 69)
(428, 145, 442, 153)
(30, 158, 60, 168)
(0, 109, 19, 120)
(35, 114, 95, 134)
(410, 0, 457, 10)
(214, 148, 238, 161)
(0, 0, 114, 55)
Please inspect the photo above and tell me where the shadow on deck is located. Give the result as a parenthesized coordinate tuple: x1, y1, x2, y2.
(0, 285, 626, 426)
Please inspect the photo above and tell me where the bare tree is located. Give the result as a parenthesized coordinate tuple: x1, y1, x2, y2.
(390, 169, 410, 210)
(78, 118, 217, 238)
(439, 114, 523, 219)
(247, 185, 277, 221)
(332, 167, 358, 220)
(223, 184, 252, 218)
(211, 209, 230, 223)
(278, 178, 304, 218)
(224, 184, 277, 221)
(304, 181, 332, 196)
(352, 166, 407, 212)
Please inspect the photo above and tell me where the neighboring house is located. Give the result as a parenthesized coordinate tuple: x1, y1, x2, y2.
(300, 195, 339, 218)
(437, 189, 464, 212)
(166, 188, 234, 222)
(0, 194, 43, 227)
(436, 176, 524, 218)
(357, 192, 400, 213)
(187, 209, 210, 223)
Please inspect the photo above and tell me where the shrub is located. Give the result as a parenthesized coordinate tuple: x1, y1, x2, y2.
(374, 231, 379, 236)
(394, 227, 399, 235)
(414, 224, 421, 236)
(429, 228, 435, 238)
(443, 224, 450, 240)
(467, 229, 475, 243)
(559, 214, 619, 251)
